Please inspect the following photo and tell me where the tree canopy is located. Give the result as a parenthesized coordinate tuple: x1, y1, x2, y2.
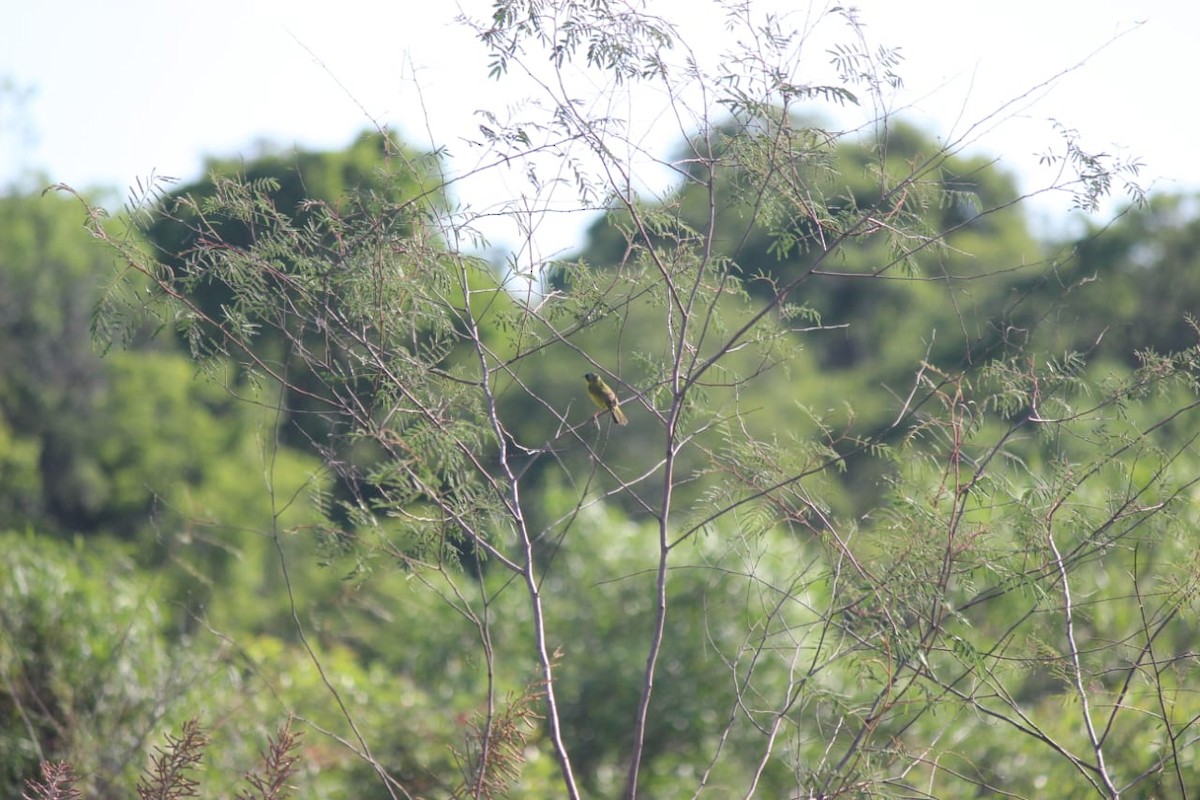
(6, 3, 1200, 798)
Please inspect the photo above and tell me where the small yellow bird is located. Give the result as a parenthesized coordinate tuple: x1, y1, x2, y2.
(584, 372, 628, 425)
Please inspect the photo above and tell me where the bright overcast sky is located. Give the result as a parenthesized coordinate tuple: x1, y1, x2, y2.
(2, 0, 1194, 256)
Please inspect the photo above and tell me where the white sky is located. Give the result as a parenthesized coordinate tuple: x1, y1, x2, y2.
(2, 0, 1194, 258)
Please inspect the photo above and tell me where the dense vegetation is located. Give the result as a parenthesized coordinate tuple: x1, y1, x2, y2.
(4, 3, 1199, 798)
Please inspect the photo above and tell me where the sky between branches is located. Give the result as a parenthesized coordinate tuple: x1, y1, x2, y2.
(2, 0, 1193, 257)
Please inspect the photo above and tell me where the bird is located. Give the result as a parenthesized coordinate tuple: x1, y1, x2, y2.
(584, 372, 628, 425)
